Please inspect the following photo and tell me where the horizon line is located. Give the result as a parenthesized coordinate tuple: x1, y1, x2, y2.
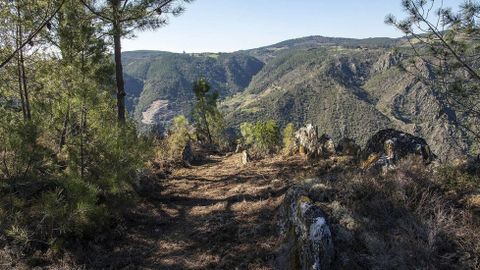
(122, 34, 404, 54)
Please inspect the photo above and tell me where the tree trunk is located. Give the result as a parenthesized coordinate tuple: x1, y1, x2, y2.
(16, 56, 27, 120)
(203, 111, 212, 144)
(113, 25, 126, 123)
(19, 47, 31, 120)
(15, 5, 27, 120)
(16, 3, 31, 120)
(58, 105, 69, 151)
(80, 108, 86, 179)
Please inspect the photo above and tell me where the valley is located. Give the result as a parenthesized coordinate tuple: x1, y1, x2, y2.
(123, 36, 475, 161)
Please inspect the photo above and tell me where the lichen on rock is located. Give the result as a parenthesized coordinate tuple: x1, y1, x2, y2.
(278, 186, 334, 270)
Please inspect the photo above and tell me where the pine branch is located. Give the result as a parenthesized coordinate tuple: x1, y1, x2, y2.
(0, 0, 66, 69)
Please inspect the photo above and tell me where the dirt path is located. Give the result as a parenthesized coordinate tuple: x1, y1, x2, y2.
(86, 154, 308, 269)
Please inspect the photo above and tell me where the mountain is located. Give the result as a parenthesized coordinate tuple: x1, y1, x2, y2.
(122, 36, 475, 160)
(122, 50, 264, 133)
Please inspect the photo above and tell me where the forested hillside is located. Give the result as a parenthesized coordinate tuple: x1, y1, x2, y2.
(122, 51, 263, 133)
(124, 36, 476, 160)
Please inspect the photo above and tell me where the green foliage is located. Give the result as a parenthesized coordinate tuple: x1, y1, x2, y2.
(240, 120, 280, 155)
(192, 78, 225, 146)
(122, 51, 264, 132)
(254, 120, 280, 153)
(167, 115, 194, 159)
(387, 0, 480, 142)
(282, 123, 296, 156)
(240, 122, 255, 146)
(0, 0, 152, 254)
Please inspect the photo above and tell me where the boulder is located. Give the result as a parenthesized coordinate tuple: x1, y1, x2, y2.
(319, 134, 336, 158)
(295, 124, 321, 159)
(336, 138, 361, 157)
(362, 153, 395, 174)
(278, 186, 334, 270)
(363, 129, 434, 164)
(241, 150, 250, 165)
(295, 125, 336, 159)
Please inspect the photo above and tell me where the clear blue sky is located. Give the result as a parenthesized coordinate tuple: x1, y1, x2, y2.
(122, 0, 460, 53)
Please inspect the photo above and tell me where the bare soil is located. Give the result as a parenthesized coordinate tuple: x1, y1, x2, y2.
(81, 153, 310, 269)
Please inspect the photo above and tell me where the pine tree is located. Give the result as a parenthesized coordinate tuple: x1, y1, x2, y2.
(80, 0, 193, 123)
(386, 0, 480, 139)
(192, 78, 224, 145)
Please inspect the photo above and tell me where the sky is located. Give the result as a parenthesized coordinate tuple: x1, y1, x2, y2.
(122, 0, 461, 53)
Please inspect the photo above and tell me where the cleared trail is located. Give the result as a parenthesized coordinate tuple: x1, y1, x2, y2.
(86, 153, 308, 269)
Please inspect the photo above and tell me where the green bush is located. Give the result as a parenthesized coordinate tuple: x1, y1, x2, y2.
(167, 115, 194, 159)
(282, 123, 296, 156)
(239, 120, 280, 155)
(0, 113, 150, 253)
(240, 122, 255, 146)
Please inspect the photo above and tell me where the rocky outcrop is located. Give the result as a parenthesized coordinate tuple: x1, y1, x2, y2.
(295, 124, 336, 159)
(361, 129, 434, 173)
(363, 129, 434, 164)
(278, 186, 334, 270)
(295, 124, 321, 159)
(319, 134, 336, 158)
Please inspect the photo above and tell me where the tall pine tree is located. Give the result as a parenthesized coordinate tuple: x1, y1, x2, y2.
(80, 0, 193, 123)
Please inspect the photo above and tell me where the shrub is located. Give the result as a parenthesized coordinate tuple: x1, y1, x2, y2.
(154, 115, 196, 166)
(295, 158, 480, 269)
(239, 120, 280, 155)
(240, 122, 255, 146)
(435, 164, 480, 192)
(282, 123, 296, 156)
(168, 115, 194, 158)
(0, 117, 150, 254)
(253, 120, 280, 154)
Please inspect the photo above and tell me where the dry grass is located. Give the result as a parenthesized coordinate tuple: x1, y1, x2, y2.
(3, 153, 478, 269)
(16, 153, 311, 270)
(299, 156, 480, 269)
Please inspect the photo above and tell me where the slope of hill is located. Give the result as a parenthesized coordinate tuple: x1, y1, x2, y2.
(122, 50, 264, 133)
(122, 36, 474, 160)
(222, 46, 472, 160)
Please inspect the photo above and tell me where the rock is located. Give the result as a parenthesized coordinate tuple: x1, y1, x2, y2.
(278, 187, 334, 270)
(295, 124, 321, 159)
(363, 129, 434, 164)
(362, 154, 395, 174)
(295, 125, 336, 160)
(241, 150, 250, 165)
(319, 134, 336, 158)
(336, 138, 361, 157)
(384, 139, 395, 160)
(308, 183, 334, 203)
